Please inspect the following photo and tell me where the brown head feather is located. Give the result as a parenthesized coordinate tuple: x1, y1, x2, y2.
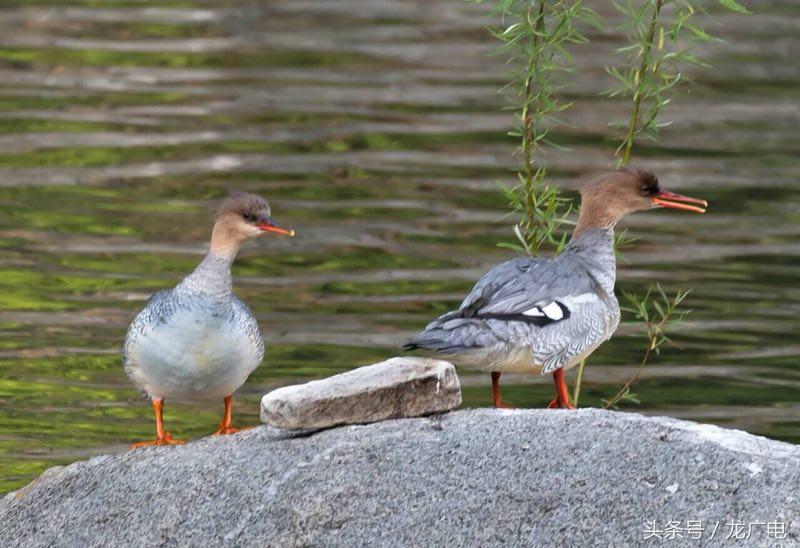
(209, 191, 273, 257)
(574, 168, 660, 236)
(216, 191, 271, 222)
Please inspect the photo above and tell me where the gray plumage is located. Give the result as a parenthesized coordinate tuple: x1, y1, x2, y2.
(405, 228, 620, 375)
(123, 252, 265, 401)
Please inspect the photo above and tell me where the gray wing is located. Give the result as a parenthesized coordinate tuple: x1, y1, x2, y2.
(231, 295, 266, 364)
(123, 289, 174, 368)
(458, 255, 595, 318)
(404, 256, 604, 370)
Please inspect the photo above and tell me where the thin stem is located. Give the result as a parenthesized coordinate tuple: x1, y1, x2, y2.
(520, 0, 547, 255)
(618, 0, 663, 167)
(572, 359, 585, 406)
(603, 335, 656, 409)
(521, 0, 546, 186)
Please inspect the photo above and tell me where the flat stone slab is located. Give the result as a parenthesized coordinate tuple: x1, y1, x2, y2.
(2, 409, 798, 547)
(261, 357, 461, 430)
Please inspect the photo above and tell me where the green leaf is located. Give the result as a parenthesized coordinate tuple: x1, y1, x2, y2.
(622, 392, 641, 404)
(717, 0, 750, 14)
(652, 300, 665, 319)
(497, 241, 525, 252)
(684, 23, 715, 43)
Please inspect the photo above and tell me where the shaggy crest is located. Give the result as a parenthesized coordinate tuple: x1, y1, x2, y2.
(217, 191, 270, 222)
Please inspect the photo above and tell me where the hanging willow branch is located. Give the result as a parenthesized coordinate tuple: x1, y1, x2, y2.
(475, 0, 599, 256)
(609, 0, 748, 167)
(596, 0, 748, 408)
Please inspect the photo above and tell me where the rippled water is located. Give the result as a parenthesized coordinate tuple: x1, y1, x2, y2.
(0, 1, 798, 493)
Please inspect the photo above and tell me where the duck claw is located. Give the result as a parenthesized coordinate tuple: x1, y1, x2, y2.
(131, 433, 185, 448)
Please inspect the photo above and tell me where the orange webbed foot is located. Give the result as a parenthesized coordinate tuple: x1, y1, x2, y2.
(212, 424, 253, 436)
(212, 426, 240, 436)
(211, 395, 251, 436)
(131, 432, 185, 448)
(547, 398, 576, 410)
(490, 372, 514, 409)
(548, 369, 576, 410)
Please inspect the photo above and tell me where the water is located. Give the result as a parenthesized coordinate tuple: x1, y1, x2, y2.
(0, 1, 798, 493)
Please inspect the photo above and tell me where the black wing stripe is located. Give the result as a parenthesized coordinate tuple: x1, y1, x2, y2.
(475, 301, 570, 326)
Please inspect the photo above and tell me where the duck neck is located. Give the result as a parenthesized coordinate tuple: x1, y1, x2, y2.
(177, 225, 242, 299)
(208, 221, 244, 260)
(564, 227, 617, 297)
(573, 194, 622, 238)
(177, 252, 234, 300)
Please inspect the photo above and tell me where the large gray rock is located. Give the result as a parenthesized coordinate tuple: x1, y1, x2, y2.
(2, 409, 799, 547)
(261, 357, 461, 430)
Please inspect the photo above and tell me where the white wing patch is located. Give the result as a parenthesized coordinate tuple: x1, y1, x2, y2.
(522, 307, 545, 317)
(541, 302, 564, 320)
(523, 302, 564, 321)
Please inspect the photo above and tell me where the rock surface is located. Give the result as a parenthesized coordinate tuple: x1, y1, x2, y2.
(2, 409, 799, 547)
(261, 357, 461, 429)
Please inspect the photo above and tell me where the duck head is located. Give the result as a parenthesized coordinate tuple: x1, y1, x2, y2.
(210, 191, 294, 257)
(574, 168, 706, 236)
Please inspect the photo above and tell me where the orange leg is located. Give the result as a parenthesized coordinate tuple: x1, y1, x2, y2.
(212, 395, 241, 435)
(547, 369, 576, 410)
(491, 372, 513, 409)
(131, 398, 185, 448)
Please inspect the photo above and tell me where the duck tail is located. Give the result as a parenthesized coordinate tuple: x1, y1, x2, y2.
(402, 310, 474, 355)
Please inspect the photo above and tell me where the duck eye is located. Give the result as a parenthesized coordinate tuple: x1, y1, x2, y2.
(243, 212, 256, 222)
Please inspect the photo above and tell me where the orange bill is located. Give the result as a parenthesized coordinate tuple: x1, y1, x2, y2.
(257, 219, 295, 236)
(652, 190, 707, 213)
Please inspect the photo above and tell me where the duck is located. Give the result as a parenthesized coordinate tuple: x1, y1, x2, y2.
(123, 192, 294, 446)
(404, 168, 706, 408)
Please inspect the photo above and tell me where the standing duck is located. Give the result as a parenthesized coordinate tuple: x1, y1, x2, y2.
(404, 169, 706, 409)
(123, 192, 294, 446)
